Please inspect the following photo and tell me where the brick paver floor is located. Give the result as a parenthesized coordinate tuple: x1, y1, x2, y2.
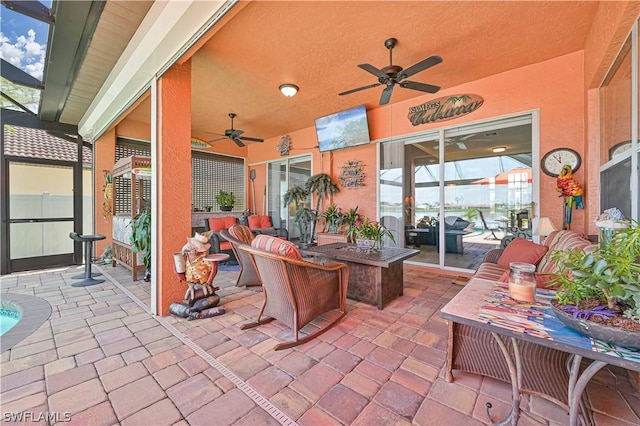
(1, 263, 639, 425)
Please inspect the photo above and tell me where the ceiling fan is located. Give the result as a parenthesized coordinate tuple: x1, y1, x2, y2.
(433, 133, 495, 150)
(339, 38, 442, 105)
(205, 113, 264, 147)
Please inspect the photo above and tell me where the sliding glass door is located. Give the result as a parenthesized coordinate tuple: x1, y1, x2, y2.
(381, 114, 535, 272)
(267, 155, 312, 241)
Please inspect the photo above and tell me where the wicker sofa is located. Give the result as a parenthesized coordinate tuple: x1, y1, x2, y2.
(445, 230, 596, 406)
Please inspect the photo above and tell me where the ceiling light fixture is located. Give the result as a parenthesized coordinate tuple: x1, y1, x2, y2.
(492, 146, 506, 153)
(279, 84, 299, 97)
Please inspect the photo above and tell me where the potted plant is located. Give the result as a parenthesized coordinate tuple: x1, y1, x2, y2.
(549, 219, 640, 348)
(130, 208, 151, 282)
(305, 173, 340, 239)
(352, 216, 396, 251)
(321, 203, 346, 233)
(343, 206, 361, 242)
(215, 190, 235, 211)
(283, 185, 313, 247)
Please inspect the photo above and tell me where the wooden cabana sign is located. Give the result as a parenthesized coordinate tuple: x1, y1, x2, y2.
(407, 94, 484, 126)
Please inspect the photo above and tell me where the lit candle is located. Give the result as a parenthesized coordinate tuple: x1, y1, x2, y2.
(509, 281, 536, 303)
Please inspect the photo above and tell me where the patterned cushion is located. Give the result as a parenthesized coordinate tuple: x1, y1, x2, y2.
(228, 224, 255, 244)
(474, 262, 507, 281)
(248, 215, 272, 230)
(537, 230, 593, 273)
(251, 234, 301, 259)
(185, 254, 212, 284)
(207, 216, 237, 232)
(496, 238, 548, 270)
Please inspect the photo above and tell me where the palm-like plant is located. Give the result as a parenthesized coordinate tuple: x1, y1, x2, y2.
(283, 185, 314, 246)
(305, 173, 340, 239)
(305, 173, 340, 213)
(283, 185, 308, 209)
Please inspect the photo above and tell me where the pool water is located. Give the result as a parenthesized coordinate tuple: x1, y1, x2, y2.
(0, 306, 21, 336)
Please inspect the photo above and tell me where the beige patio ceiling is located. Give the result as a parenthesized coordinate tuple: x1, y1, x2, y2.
(58, 1, 153, 125)
(61, 1, 602, 141)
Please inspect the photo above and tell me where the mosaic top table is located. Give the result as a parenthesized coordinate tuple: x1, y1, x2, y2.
(439, 278, 640, 426)
(301, 243, 419, 309)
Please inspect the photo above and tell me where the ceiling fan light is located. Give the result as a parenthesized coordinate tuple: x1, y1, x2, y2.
(492, 146, 507, 153)
(279, 84, 299, 97)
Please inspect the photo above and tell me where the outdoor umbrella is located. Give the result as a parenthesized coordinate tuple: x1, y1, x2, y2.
(472, 167, 532, 185)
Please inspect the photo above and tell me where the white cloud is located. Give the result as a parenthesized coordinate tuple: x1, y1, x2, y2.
(0, 29, 46, 80)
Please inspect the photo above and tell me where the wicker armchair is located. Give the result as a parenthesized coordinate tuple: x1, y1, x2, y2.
(219, 225, 261, 288)
(238, 243, 349, 350)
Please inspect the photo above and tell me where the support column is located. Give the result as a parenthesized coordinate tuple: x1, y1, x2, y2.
(156, 60, 192, 315)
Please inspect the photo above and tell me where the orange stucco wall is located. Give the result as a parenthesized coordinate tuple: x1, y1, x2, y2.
(248, 51, 587, 232)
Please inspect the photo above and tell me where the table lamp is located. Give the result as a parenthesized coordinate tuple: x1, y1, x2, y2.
(533, 217, 558, 243)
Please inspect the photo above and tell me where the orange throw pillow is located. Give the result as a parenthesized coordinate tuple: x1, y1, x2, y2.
(248, 215, 272, 230)
(208, 216, 237, 232)
(496, 238, 548, 270)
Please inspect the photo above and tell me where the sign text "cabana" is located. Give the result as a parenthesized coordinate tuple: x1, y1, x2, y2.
(408, 94, 484, 126)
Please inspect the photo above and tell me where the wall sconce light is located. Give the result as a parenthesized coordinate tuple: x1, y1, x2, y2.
(279, 84, 299, 97)
(492, 146, 506, 153)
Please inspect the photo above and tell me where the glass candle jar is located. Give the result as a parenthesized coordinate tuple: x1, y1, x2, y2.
(508, 262, 536, 303)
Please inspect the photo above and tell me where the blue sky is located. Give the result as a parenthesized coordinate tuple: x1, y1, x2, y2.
(1, 1, 52, 80)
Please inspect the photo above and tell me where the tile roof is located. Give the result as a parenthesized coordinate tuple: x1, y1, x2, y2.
(3, 126, 92, 163)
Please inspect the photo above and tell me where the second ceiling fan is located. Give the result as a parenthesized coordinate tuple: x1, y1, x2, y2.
(339, 38, 443, 105)
(206, 113, 264, 147)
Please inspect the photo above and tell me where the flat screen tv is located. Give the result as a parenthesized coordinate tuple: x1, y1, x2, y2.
(315, 105, 371, 152)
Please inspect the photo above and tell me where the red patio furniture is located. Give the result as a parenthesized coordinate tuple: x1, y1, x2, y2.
(247, 215, 289, 239)
(204, 216, 238, 258)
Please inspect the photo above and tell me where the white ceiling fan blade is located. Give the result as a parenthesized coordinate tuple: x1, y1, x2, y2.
(457, 142, 467, 150)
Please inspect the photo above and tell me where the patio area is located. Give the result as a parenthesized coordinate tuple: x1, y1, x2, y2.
(1, 264, 639, 425)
